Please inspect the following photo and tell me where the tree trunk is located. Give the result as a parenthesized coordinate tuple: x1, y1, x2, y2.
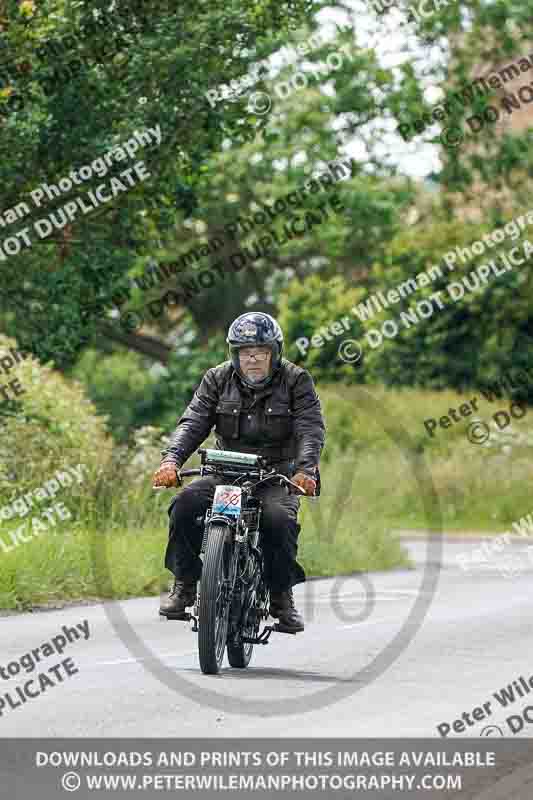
(98, 323, 173, 363)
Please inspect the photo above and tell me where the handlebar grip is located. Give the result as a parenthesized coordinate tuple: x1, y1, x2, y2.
(153, 467, 200, 491)
(281, 476, 307, 496)
(292, 485, 307, 496)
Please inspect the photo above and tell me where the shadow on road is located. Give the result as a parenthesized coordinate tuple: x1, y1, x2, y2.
(178, 666, 366, 684)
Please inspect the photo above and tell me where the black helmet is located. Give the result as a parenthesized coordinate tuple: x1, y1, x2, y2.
(227, 312, 283, 388)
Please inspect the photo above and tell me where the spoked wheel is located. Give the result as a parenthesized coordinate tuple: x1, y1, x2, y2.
(227, 590, 256, 669)
(199, 524, 234, 675)
(227, 637, 254, 669)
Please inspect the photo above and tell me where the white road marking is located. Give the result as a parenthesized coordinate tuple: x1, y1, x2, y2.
(95, 651, 197, 667)
(310, 588, 420, 599)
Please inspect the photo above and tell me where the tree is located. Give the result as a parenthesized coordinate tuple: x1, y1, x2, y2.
(0, 0, 318, 365)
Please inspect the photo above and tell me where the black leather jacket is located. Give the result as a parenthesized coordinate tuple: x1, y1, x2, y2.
(160, 359, 325, 482)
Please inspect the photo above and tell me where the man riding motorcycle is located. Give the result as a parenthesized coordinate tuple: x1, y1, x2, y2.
(153, 312, 325, 633)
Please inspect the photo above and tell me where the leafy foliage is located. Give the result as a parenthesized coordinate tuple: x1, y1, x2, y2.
(70, 315, 228, 438)
(0, 334, 113, 507)
(1, 0, 533, 421)
(278, 273, 365, 382)
(0, 0, 318, 364)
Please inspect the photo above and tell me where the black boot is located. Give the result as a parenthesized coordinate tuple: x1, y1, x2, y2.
(269, 588, 304, 632)
(159, 577, 196, 619)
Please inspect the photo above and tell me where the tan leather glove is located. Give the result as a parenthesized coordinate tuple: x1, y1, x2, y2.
(152, 463, 181, 488)
(292, 471, 317, 496)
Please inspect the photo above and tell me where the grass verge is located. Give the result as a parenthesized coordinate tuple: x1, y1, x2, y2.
(3, 382, 533, 611)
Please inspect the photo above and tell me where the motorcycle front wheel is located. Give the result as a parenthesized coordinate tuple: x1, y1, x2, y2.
(198, 524, 234, 675)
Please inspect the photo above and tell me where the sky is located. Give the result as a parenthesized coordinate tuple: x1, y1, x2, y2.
(265, 0, 453, 179)
(320, 0, 452, 178)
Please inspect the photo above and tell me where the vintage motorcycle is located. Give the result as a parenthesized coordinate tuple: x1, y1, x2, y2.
(157, 447, 306, 675)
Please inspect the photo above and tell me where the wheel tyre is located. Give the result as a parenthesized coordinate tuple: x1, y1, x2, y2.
(199, 524, 233, 675)
(227, 602, 254, 668)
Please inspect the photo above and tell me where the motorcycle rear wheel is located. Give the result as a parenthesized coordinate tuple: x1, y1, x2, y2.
(227, 591, 255, 668)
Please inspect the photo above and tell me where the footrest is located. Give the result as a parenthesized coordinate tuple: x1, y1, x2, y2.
(242, 625, 276, 644)
(159, 611, 192, 622)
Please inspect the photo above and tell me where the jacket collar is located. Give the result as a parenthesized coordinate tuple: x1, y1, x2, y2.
(233, 367, 276, 403)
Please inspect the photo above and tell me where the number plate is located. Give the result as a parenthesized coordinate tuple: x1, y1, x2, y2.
(212, 485, 242, 517)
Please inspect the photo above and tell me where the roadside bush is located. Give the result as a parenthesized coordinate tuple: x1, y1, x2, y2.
(69, 349, 161, 443)
(0, 334, 113, 512)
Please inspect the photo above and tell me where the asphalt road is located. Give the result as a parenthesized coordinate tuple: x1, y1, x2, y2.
(1, 536, 533, 739)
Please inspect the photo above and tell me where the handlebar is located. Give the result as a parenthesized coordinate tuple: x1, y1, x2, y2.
(180, 468, 201, 478)
(152, 467, 199, 491)
(153, 467, 307, 495)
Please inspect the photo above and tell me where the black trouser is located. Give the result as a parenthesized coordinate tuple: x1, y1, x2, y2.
(164, 477, 305, 592)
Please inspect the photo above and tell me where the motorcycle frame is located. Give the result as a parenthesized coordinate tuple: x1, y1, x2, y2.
(177, 451, 303, 642)
(189, 473, 271, 645)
